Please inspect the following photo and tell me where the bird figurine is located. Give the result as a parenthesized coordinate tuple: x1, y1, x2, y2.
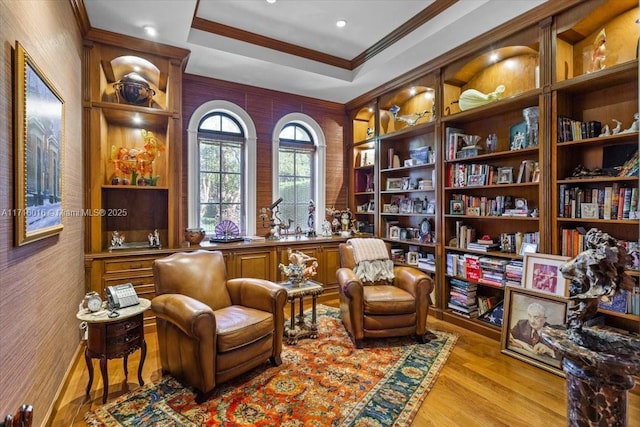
(395, 110, 429, 126)
(388, 105, 401, 118)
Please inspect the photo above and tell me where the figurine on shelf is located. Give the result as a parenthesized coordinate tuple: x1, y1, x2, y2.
(620, 113, 639, 134)
(598, 124, 611, 137)
(611, 119, 622, 135)
(587, 28, 606, 73)
(148, 229, 161, 248)
(111, 231, 125, 247)
(306, 200, 316, 237)
(395, 110, 428, 126)
(457, 84, 505, 111)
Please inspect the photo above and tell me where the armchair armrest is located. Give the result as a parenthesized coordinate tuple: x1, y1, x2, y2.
(151, 293, 216, 339)
(336, 267, 364, 299)
(393, 266, 432, 297)
(226, 278, 287, 313)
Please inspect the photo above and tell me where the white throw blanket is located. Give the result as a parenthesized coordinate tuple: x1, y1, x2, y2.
(347, 238, 394, 284)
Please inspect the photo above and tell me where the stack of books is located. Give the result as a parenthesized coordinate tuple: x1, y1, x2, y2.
(467, 237, 500, 252)
(478, 257, 508, 287)
(504, 260, 524, 287)
(448, 278, 478, 318)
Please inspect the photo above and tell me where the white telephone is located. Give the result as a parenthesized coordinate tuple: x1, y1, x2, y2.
(106, 283, 140, 309)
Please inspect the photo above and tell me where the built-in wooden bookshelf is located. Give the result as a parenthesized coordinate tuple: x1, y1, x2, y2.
(346, 0, 639, 338)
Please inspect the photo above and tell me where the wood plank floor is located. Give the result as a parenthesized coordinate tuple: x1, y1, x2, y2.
(49, 302, 639, 426)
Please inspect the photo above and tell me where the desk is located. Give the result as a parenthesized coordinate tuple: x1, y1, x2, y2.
(278, 280, 324, 344)
(76, 298, 150, 403)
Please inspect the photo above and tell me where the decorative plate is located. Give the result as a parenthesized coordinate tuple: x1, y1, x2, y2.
(215, 220, 240, 237)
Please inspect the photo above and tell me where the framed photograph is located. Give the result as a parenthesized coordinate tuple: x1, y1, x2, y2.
(386, 178, 403, 191)
(466, 207, 480, 216)
(580, 202, 598, 219)
(519, 242, 538, 256)
(389, 225, 400, 240)
(523, 253, 570, 297)
(450, 199, 464, 215)
(426, 200, 436, 215)
(501, 287, 569, 376)
(360, 148, 375, 167)
(402, 177, 411, 190)
(406, 251, 419, 266)
(497, 167, 513, 184)
(467, 174, 486, 186)
(14, 41, 65, 246)
(383, 203, 392, 213)
(509, 121, 527, 150)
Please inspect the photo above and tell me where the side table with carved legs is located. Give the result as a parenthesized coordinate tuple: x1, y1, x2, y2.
(278, 280, 324, 345)
(77, 298, 150, 403)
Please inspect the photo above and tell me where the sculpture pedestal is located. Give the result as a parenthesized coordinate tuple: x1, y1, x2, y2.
(541, 326, 640, 427)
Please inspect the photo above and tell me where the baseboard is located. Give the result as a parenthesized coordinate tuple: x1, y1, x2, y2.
(42, 341, 85, 427)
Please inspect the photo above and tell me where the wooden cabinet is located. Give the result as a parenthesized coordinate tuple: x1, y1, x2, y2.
(83, 31, 189, 253)
(551, 1, 639, 331)
(228, 248, 276, 280)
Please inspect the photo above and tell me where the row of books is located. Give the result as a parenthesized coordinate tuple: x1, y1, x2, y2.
(557, 117, 602, 142)
(558, 183, 638, 220)
(446, 253, 518, 287)
(560, 228, 639, 269)
(598, 288, 640, 315)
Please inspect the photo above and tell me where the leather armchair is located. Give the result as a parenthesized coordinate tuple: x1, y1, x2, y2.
(152, 250, 287, 403)
(336, 241, 433, 348)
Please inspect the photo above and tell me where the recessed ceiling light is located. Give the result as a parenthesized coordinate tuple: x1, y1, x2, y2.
(143, 25, 157, 37)
(133, 114, 142, 125)
(489, 52, 499, 63)
(266, 0, 276, 4)
(336, 20, 347, 28)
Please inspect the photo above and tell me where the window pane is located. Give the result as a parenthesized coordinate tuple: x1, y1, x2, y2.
(220, 116, 241, 133)
(279, 125, 296, 140)
(200, 203, 219, 233)
(221, 173, 241, 203)
(200, 172, 220, 203)
(200, 141, 220, 171)
(200, 116, 221, 131)
(279, 176, 295, 201)
(296, 177, 311, 201)
(279, 150, 295, 175)
(221, 203, 241, 225)
(221, 144, 241, 173)
(295, 127, 312, 142)
(297, 153, 312, 176)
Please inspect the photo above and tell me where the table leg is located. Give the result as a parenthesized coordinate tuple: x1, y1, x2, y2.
(100, 356, 108, 404)
(289, 298, 295, 331)
(138, 339, 147, 386)
(310, 294, 318, 338)
(297, 296, 305, 327)
(123, 354, 129, 380)
(84, 347, 93, 397)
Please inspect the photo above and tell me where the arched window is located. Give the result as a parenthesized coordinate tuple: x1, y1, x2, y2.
(188, 101, 257, 235)
(272, 114, 326, 235)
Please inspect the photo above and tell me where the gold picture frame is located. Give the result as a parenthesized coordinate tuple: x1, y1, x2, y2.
(14, 41, 65, 245)
(501, 286, 569, 377)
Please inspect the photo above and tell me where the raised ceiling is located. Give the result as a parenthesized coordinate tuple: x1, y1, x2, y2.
(83, 0, 547, 104)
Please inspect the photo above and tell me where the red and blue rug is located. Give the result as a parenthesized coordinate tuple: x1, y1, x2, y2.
(86, 305, 457, 426)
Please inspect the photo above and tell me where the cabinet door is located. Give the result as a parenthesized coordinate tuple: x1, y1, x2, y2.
(319, 244, 341, 299)
(232, 248, 275, 280)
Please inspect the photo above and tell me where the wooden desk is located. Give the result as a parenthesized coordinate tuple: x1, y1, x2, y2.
(76, 299, 150, 403)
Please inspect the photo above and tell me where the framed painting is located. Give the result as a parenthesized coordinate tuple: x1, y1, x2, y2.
(386, 178, 403, 191)
(14, 41, 65, 245)
(501, 286, 569, 377)
(522, 253, 570, 297)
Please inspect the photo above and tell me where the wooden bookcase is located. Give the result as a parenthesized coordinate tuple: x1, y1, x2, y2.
(346, 0, 639, 338)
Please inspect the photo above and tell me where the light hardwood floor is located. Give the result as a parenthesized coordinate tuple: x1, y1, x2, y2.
(49, 302, 639, 426)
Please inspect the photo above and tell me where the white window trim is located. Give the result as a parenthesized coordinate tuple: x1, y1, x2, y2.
(187, 100, 257, 235)
(272, 113, 326, 236)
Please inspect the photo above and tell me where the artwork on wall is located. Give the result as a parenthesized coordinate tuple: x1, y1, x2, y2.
(14, 41, 65, 245)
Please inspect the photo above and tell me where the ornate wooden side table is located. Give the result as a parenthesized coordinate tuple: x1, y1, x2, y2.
(76, 298, 150, 403)
(278, 280, 324, 344)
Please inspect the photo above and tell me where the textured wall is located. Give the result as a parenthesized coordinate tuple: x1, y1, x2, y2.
(0, 1, 84, 424)
(181, 74, 349, 236)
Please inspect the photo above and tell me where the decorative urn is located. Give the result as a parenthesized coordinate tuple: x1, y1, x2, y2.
(184, 228, 206, 245)
(113, 72, 155, 106)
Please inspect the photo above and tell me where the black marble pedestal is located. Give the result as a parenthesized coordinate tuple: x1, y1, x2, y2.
(541, 326, 640, 427)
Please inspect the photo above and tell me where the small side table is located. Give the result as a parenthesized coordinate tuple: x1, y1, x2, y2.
(76, 298, 150, 403)
(278, 280, 324, 345)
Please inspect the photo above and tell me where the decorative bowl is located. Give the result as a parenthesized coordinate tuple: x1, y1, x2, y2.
(184, 228, 206, 245)
(113, 73, 155, 106)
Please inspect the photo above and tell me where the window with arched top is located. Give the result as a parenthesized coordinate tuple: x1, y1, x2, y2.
(272, 114, 326, 235)
(187, 101, 257, 236)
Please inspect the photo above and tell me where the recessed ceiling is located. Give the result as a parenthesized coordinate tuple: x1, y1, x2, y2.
(83, 0, 547, 104)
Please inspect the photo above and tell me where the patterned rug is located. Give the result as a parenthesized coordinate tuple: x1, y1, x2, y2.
(86, 305, 457, 427)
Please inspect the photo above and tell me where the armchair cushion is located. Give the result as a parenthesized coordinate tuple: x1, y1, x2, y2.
(215, 305, 275, 352)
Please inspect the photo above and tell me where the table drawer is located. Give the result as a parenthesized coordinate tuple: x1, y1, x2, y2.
(106, 332, 143, 357)
(106, 317, 143, 338)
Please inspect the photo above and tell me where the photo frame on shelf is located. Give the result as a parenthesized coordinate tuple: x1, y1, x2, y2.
(580, 203, 598, 219)
(386, 178, 403, 191)
(389, 225, 400, 240)
(501, 286, 568, 377)
(426, 200, 436, 215)
(519, 242, 538, 256)
(450, 199, 464, 215)
(406, 251, 419, 266)
(14, 41, 65, 246)
(509, 121, 527, 150)
(383, 203, 392, 213)
(467, 174, 486, 186)
(359, 148, 375, 167)
(522, 253, 570, 297)
(497, 167, 514, 184)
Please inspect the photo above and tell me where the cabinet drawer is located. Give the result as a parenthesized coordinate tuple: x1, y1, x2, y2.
(103, 258, 156, 274)
(104, 275, 155, 289)
(106, 332, 143, 357)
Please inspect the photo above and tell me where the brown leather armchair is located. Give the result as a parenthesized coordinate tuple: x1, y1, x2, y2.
(152, 250, 287, 403)
(336, 241, 433, 348)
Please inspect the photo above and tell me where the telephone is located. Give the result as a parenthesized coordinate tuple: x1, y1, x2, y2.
(106, 283, 140, 309)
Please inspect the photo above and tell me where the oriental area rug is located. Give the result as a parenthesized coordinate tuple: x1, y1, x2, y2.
(85, 305, 457, 427)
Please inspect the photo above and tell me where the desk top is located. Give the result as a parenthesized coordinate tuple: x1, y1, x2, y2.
(277, 280, 324, 297)
(76, 298, 151, 323)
